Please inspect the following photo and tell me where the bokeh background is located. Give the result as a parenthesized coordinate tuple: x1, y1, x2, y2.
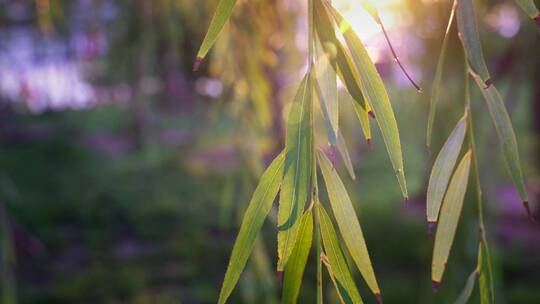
(1, 0, 539, 303)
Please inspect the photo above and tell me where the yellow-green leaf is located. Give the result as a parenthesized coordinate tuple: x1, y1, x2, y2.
(282, 210, 313, 304)
(218, 152, 285, 304)
(194, 0, 237, 70)
(317, 204, 363, 304)
(432, 150, 472, 284)
(513, 0, 539, 20)
(456, 0, 491, 85)
(455, 269, 478, 304)
(478, 241, 495, 304)
(472, 76, 528, 205)
(350, 91, 372, 142)
(277, 74, 313, 271)
(313, 0, 369, 112)
(314, 35, 339, 145)
(318, 152, 381, 298)
(427, 114, 467, 226)
(330, 7, 408, 199)
(427, 0, 457, 149)
(336, 131, 356, 180)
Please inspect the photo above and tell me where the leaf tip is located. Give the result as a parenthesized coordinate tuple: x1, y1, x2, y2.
(276, 271, 284, 286)
(375, 293, 384, 304)
(427, 221, 437, 235)
(401, 197, 409, 213)
(367, 138, 373, 150)
(432, 280, 441, 293)
(193, 56, 204, 72)
(534, 14, 540, 30)
(368, 110, 376, 119)
(523, 201, 538, 224)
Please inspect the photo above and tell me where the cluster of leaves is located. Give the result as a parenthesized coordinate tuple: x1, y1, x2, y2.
(427, 0, 538, 302)
(194, 0, 539, 303)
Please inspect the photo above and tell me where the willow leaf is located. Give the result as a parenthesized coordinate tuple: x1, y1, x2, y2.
(513, 0, 540, 20)
(427, 0, 457, 149)
(313, 0, 369, 112)
(317, 204, 363, 304)
(456, 0, 491, 85)
(218, 152, 285, 304)
(194, 0, 237, 69)
(358, 0, 379, 22)
(472, 76, 528, 205)
(330, 7, 408, 199)
(318, 152, 381, 298)
(336, 131, 356, 180)
(478, 242, 495, 304)
(314, 35, 339, 145)
(427, 114, 467, 226)
(277, 74, 313, 271)
(282, 210, 313, 304)
(350, 92, 372, 142)
(455, 269, 478, 304)
(432, 150, 472, 284)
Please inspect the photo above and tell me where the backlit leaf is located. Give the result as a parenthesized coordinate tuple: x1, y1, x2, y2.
(277, 74, 313, 271)
(218, 152, 285, 304)
(427, 114, 467, 226)
(427, 0, 457, 149)
(330, 6, 408, 199)
(282, 210, 313, 304)
(456, 0, 491, 85)
(432, 151, 472, 284)
(194, 0, 237, 70)
(472, 76, 529, 206)
(314, 35, 339, 145)
(317, 204, 363, 304)
(336, 131, 356, 180)
(313, 0, 369, 112)
(318, 152, 381, 298)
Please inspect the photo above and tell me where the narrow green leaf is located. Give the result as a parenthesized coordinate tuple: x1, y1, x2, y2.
(282, 210, 313, 304)
(330, 7, 408, 199)
(350, 92, 372, 142)
(472, 76, 529, 206)
(456, 0, 491, 86)
(427, 0, 457, 149)
(427, 114, 467, 226)
(478, 241, 495, 304)
(218, 152, 285, 304)
(336, 131, 356, 180)
(432, 150, 472, 284)
(314, 34, 339, 145)
(317, 204, 363, 304)
(318, 152, 381, 298)
(277, 74, 313, 271)
(194, 0, 237, 70)
(313, 0, 369, 112)
(455, 269, 478, 304)
(513, 0, 540, 20)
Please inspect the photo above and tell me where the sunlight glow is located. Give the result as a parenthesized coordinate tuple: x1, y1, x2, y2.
(332, 0, 410, 63)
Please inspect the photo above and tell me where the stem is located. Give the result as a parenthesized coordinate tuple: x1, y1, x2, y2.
(464, 53, 495, 302)
(308, 0, 314, 68)
(308, 1, 322, 301)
